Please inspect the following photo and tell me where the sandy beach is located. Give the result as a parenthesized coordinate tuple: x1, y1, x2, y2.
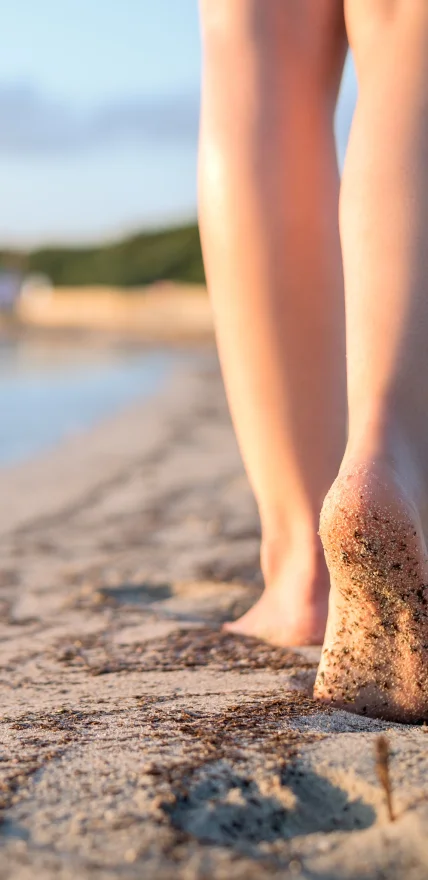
(1, 355, 428, 880)
(10, 283, 214, 343)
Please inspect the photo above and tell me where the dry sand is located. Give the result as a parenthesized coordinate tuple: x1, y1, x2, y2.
(14, 283, 214, 342)
(1, 356, 428, 879)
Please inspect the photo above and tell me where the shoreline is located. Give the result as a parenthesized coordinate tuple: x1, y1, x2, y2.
(1, 358, 428, 879)
(1, 282, 214, 345)
(0, 351, 214, 536)
(0, 343, 211, 472)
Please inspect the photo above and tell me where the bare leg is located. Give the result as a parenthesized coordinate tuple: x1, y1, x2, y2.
(315, 1, 428, 719)
(198, 1, 347, 646)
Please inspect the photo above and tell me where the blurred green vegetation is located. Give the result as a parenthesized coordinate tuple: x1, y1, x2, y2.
(0, 223, 206, 287)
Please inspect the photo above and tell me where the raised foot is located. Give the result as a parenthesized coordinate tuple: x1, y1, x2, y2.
(314, 462, 428, 722)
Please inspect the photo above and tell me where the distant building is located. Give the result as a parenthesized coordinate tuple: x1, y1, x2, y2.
(0, 270, 23, 310)
(20, 274, 53, 300)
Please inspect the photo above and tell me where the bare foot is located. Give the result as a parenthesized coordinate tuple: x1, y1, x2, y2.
(314, 460, 428, 722)
(224, 549, 330, 646)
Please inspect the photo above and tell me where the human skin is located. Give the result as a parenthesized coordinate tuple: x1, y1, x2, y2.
(198, 0, 348, 646)
(315, 0, 428, 721)
(199, 0, 428, 721)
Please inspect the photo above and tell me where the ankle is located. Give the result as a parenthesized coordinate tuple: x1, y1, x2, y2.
(260, 529, 327, 594)
(346, 407, 403, 464)
(344, 413, 425, 508)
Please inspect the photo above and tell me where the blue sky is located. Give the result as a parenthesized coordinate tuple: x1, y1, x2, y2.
(0, 1, 356, 247)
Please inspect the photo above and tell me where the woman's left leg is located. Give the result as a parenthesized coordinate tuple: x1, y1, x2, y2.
(198, 1, 348, 645)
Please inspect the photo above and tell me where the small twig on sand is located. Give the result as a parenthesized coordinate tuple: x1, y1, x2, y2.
(375, 734, 394, 821)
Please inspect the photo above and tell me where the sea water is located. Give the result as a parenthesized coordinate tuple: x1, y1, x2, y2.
(0, 340, 174, 466)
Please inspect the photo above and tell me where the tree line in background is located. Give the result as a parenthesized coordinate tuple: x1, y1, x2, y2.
(0, 223, 206, 287)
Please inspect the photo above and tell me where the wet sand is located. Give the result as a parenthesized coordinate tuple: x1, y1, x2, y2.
(1, 357, 428, 879)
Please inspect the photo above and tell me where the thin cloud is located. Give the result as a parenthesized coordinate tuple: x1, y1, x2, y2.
(0, 61, 356, 161)
(0, 84, 200, 156)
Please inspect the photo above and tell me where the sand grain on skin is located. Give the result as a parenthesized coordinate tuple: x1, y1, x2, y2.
(315, 464, 428, 721)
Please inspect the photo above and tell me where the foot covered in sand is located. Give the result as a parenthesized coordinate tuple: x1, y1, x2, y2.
(314, 460, 428, 722)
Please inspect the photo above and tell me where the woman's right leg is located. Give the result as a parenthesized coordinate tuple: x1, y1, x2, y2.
(315, 1, 428, 720)
(198, 1, 347, 645)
